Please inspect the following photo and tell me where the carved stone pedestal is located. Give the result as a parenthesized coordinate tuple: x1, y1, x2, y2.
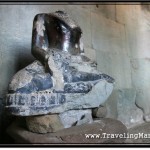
(7, 118, 127, 144)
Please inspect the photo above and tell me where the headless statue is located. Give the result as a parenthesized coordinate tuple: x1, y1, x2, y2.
(6, 11, 115, 116)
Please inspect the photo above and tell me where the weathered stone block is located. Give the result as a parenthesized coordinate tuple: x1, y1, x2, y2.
(91, 4, 116, 21)
(104, 90, 118, 120)
(96, 50, 132, 90)
(91, 11, 127, 55)
(26, 114, 64, 134)
(59, 109, 93, 128)
(131, 58, 150, 89)
(7, 118, 127, 143)
(117, 89, 144, 128)
(131, 58, 150, 122)
(92, 105, 107, 118)
(26, 109, 93, 134)
(105, 89, 144, 128)
(116, 5, 133, 24)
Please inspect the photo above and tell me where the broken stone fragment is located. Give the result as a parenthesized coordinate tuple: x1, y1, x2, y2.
(26, 114, 64, 134)
(105, 88, 144, 128)
(117, 89, 144, 128)
(92, 105, 107, 118)
(59, 109, 93, 128)
(26, 109, 93, 134)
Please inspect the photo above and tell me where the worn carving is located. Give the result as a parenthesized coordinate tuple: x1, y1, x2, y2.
(5, 11, 115, 132)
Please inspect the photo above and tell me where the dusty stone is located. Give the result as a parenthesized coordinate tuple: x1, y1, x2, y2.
(65, 6, 92, 48)
(104, 90, 118, 120)
(105, 88, 144, 128)
(50, 80, 114, 113)
(8, 61, 53, 94)
(59, 109, 93, 128)
(131, 58, 150, 122)
(8, 54, 114, 96)
(96, 50, 132, 90)
(26, 109, 93, 133)
(91, 11, 131, 90)
(92, 105, 107, 118)
(7, 118, 127, 144)
(26, 114, 64, 134)
(6, 79, 114, 116)
(117, 89, 144, 128)
(125, 122, 150, 144)
(91, 11, 127, 55)
(91, 5, 116, 21)
(84, 47, 96, 62)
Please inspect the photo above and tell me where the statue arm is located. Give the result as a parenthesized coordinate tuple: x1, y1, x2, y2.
(31, 14, 49, 63)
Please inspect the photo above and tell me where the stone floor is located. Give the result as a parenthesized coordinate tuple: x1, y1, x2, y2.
(6, 118, 127, 144)
(5, 118, 150, 144)
(125, 122, 150, 144)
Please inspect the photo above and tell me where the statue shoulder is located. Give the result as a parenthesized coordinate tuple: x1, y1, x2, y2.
(33, 13, 49, 22)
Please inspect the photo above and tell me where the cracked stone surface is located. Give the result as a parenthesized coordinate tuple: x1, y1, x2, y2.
(6, 79, 113, 116)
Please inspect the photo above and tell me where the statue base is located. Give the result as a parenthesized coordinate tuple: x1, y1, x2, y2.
(7, 118, 127, 144)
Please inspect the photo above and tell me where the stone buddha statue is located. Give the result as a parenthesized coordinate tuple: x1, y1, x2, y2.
(5, 11, 115, 133)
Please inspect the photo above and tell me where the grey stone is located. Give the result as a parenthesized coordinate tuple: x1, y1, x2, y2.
(8, 54, 114, 95)
(9, 61, 53, 94)
(57, 80, 113, 112)
(84, 47, 96, 61)
(59, 109, 93, 128)
(91, 11, 127, 55)
(6, 80, 114, 116)
(7, 118, 127, 144)
(131, 58, 150, 122)
(96, 50, 132, 90)
(64, 6, 92, 48)
(117, 89, 144, 128)
(106, 89, 144, 128)
(91, 11, 132, 91)
(104, 90, 118, 119)
(92, 105, 107, 118)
